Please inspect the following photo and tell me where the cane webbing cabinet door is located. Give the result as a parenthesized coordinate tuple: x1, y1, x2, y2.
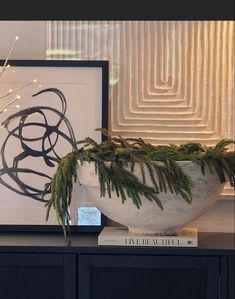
(0, 253, 76, 299)
(78, 255, 220, 299)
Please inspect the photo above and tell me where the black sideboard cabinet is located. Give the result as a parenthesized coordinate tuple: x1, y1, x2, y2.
(0, 232, 234, 299)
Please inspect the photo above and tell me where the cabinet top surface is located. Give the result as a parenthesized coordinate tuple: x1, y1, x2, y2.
(0, 231, 234, 255)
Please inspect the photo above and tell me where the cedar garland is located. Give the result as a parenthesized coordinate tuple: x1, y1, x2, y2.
(43, 129, 235, 238)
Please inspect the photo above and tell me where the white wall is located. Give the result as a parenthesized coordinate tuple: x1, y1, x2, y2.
(0, 21, 46, 59)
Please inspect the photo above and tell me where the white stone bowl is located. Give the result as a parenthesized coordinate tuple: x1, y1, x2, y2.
(77, 161, 225, 235)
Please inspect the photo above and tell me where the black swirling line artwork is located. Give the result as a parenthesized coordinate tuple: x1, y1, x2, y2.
(0, 88, 78, 202)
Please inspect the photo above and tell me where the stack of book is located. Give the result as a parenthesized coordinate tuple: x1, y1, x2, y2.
(98, 227, 198, 247)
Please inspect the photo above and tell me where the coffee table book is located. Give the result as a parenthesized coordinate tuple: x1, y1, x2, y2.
(98, 227, 198, 247)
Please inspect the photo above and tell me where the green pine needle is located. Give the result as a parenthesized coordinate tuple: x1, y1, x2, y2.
(43, 133, 235, 238)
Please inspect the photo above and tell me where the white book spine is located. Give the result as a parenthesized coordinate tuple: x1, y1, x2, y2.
(98, 236, 198, 247)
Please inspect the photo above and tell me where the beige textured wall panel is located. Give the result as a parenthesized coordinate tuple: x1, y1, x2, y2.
(46, 21, 234, 144)
(111, 21, 234, 146)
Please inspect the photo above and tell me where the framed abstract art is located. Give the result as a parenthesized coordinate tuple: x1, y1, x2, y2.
(0, 60, 108, 233)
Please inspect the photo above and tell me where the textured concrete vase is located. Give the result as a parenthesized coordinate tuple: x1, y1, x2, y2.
(77, 161, 225, 235)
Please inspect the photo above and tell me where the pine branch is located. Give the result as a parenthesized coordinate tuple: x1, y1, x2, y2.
(44, 133, 235, 238)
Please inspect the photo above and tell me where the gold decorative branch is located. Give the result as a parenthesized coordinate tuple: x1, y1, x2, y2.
(0, 36, 38, 113)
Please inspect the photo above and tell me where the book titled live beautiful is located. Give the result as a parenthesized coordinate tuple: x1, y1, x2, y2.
(98, 227, 198, 247)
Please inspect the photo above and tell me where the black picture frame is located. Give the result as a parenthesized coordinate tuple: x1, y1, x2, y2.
(0, 60, 109, 234)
